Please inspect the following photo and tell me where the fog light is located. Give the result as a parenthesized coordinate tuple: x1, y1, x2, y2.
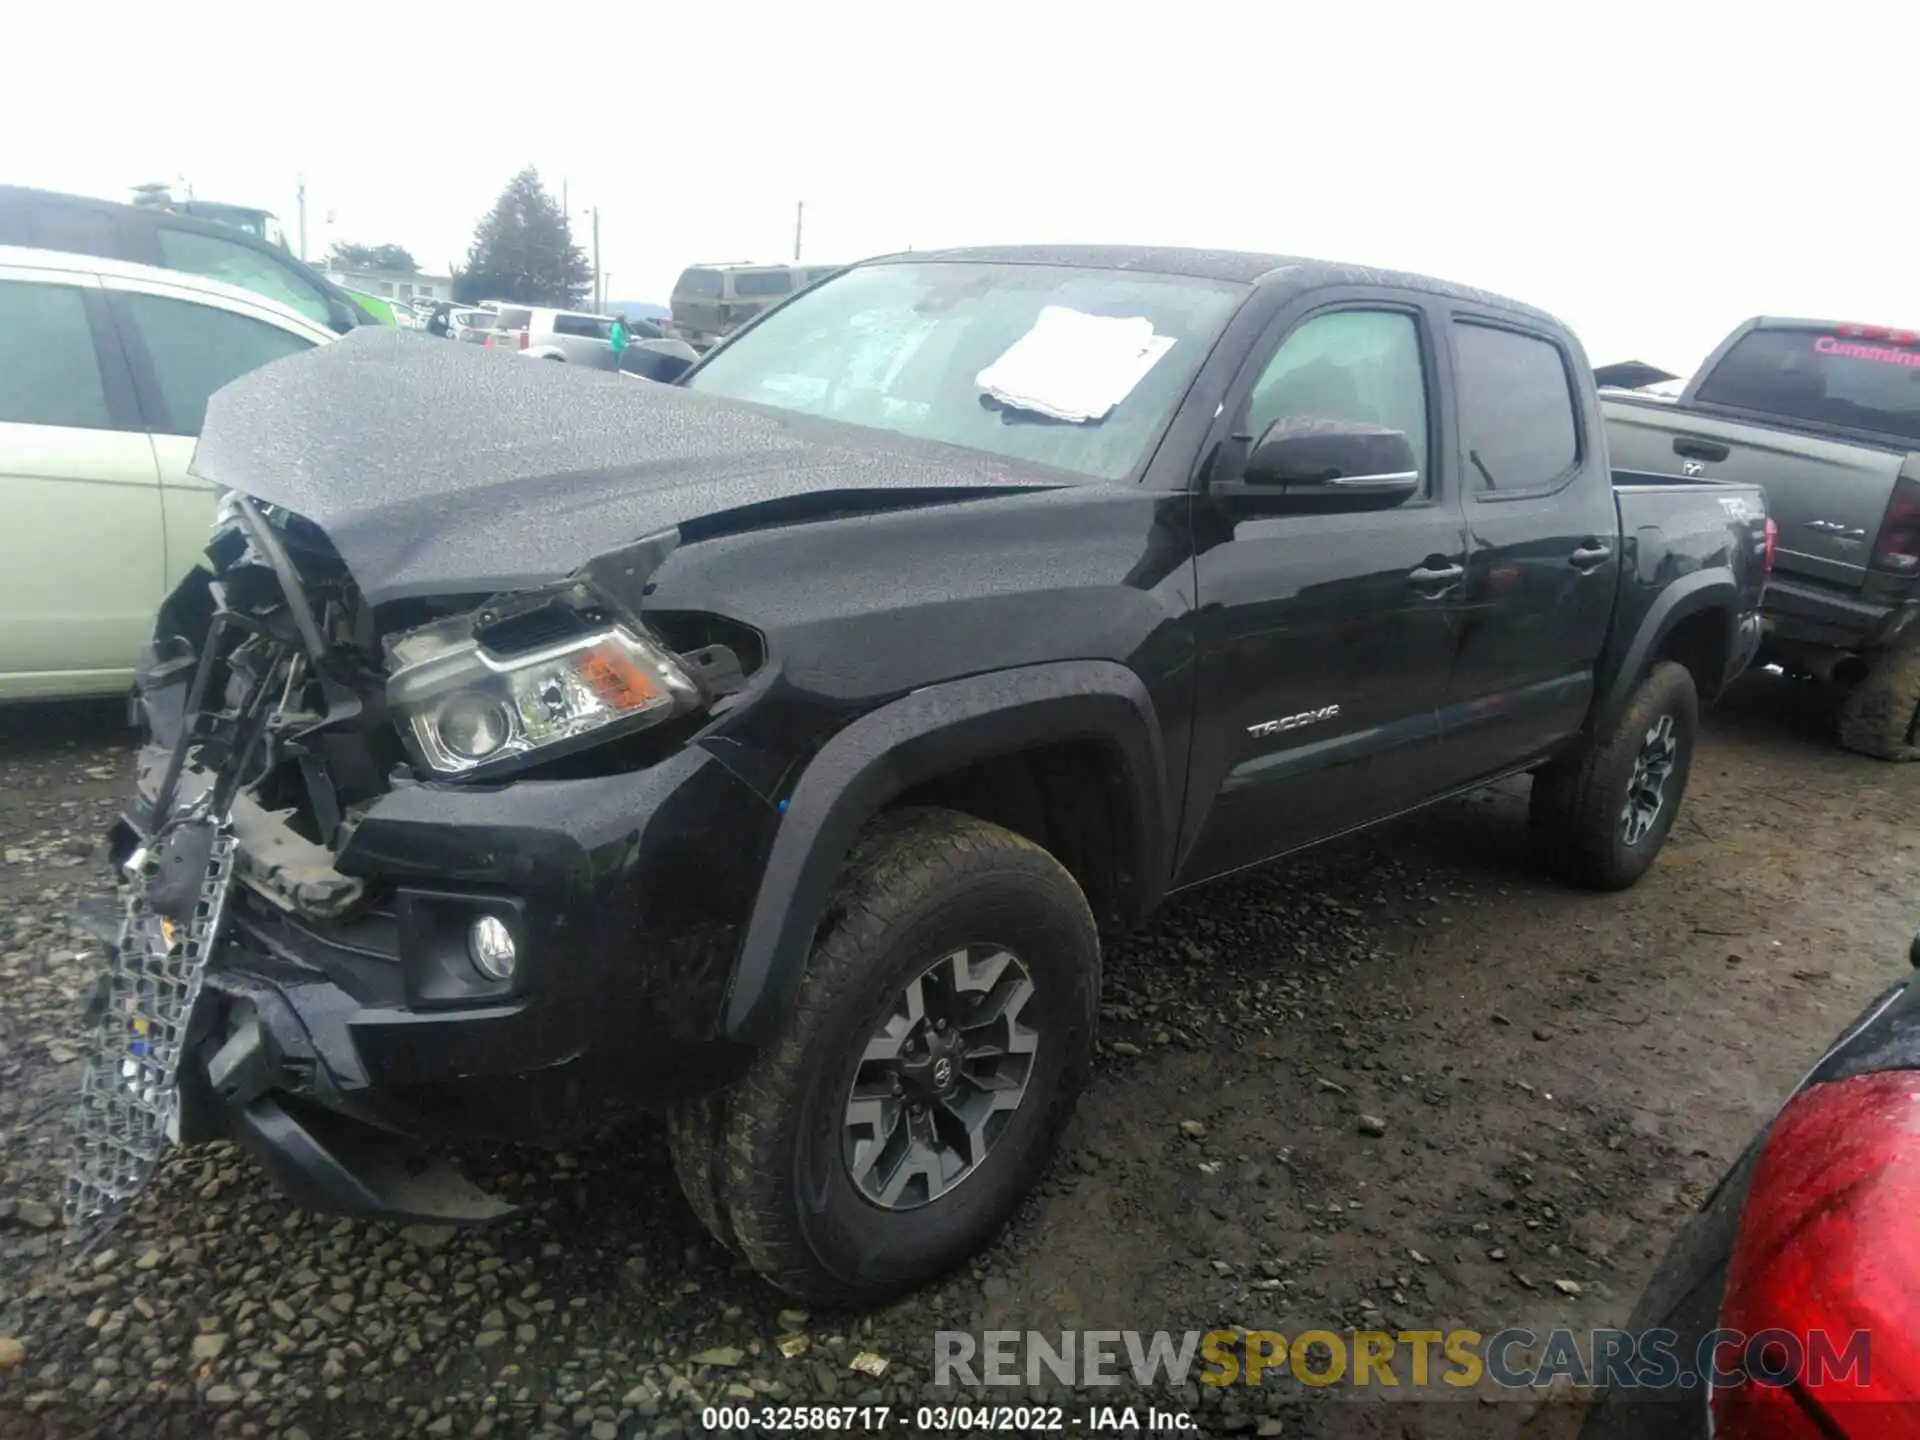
(468, 916, 516, 981)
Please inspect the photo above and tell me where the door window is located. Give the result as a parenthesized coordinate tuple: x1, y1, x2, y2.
(0, 280, 112, 429)
(117, 292, 314, 436)
(1452, 322, 1580, 492)
(733, 270, 794, 297)
(1246, 310, 1431, 488)
(553, 314, 612, 339)
(155, 226, 333, 326)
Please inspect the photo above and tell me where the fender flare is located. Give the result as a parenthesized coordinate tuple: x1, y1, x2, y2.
(721, 660, 1170, 1042)
(1591, 570, 1739, 734)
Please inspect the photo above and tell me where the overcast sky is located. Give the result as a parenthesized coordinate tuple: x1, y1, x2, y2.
(4, 1, 1908, 374)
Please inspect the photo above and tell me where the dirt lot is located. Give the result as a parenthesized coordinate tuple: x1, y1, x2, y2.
(0, 673, 1914, 1439)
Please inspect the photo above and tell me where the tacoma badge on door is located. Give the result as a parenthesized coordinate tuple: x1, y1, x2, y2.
(1248, 704, 1341, 738)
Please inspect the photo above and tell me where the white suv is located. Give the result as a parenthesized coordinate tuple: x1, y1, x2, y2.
(485, 306, 664, 366)
(0, 247, 333, 700)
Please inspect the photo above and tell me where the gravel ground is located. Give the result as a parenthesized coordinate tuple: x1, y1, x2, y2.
(1, 673, 1914, 1439)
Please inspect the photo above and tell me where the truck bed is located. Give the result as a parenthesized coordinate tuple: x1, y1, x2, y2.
(1597, 473, 1770, 712)
(1603, 389, 1918, 652)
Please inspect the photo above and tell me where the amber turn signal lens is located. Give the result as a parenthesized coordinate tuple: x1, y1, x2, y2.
(572, 646, 660, 711)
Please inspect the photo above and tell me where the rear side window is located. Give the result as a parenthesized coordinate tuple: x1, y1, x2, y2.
(1696, 328, 1920, 444)
(493, 307, 532, 330)
(552, 314, 610, 339)
(155, 227, 332, 326)
(0, 280, 111, 429)
(117, 292, 313, 436)
(1453, 322, 1580, 492)
(675, 268, 724, 298)
(733, 270, 793, 297)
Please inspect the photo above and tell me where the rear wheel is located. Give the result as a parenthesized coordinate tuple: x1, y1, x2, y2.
(668, 808, 1099, 1305)
(1837, 644, 1920, 761)
(1530, 661, 1699, 891)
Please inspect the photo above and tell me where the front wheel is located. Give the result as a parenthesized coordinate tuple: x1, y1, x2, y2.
(669, 808, 1099, 1305)
(1529, 660, 1699, 891)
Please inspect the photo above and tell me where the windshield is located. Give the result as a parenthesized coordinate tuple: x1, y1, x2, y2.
(683, 261, 1244, 481)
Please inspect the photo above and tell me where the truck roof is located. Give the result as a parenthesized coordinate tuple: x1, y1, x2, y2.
(877, 245, 1566, 327)
(1744, 315, 1920, 335)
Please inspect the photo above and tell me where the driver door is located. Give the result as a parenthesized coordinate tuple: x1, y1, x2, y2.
(1176, 295, 1469, 885)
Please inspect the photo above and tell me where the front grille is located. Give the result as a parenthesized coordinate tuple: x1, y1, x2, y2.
(67, 821, 237, 1226)
(68, 495, 384, 1231)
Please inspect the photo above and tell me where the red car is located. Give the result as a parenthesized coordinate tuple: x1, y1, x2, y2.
(1581, 928, 1920, 1438)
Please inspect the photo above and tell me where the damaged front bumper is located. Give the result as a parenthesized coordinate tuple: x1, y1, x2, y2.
(73, 496, 782, 1228)
(98, 741, 781, 1224)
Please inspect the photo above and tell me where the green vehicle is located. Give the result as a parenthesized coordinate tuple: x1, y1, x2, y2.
(345, 289, 397, 325)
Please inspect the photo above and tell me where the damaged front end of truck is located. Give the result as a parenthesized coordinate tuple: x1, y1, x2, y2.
(63, 332, 834, 1231)
(70, 495, 755, 1229)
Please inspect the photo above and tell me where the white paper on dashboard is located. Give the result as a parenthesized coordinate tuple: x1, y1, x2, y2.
(975, 307, 1176, 423)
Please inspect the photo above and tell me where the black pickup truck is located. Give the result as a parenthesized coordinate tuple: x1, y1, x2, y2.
(76, 247, 1769, 1304)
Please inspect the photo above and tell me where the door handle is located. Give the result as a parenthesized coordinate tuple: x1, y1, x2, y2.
(1570, 543, 1613, 570)
(1408, 562, 1465, 587)
(1673, 437, 1730, 463)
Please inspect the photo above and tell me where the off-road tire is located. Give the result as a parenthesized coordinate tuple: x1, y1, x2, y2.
(668, 807, 1099, 1305)
(1529, 661, 1699, 891)
(664, 1092, 738, 1253)
(1837, 644, 1920, 762)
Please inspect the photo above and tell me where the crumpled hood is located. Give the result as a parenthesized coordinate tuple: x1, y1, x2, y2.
(190, 327, 1067, 605)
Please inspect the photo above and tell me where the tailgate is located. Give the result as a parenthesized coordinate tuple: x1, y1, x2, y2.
(1603, 395, 1905, 588)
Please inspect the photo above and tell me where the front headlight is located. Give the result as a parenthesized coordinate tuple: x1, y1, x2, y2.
(386, 615, 700, 776)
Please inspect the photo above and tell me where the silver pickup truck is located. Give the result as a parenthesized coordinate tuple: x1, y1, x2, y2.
(1602, 319, 1920, 759)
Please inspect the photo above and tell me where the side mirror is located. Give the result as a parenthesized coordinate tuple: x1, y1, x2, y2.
(326, 296, 362, 334)
(619, 337, 699, 384)
(1227, 418, 1420, 510)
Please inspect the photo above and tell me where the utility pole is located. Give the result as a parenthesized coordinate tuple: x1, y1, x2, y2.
(591, 207, 601, 311)
(296, 174, 307, 262)
(793, 200, 805, 262)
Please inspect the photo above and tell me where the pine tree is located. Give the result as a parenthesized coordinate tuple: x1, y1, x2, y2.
(456, 169, 591, 306)
(328, 242, 420, 273)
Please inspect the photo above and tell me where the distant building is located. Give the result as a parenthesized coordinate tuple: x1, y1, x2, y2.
(323, 265, 453, 304)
